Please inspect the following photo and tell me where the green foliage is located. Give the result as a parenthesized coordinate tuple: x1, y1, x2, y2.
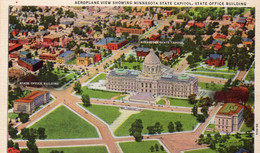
(129, 119, 143, 142)
(73, 81, 82, 94)
(82, 93, 90, 107)
(19, 113, 29, 123)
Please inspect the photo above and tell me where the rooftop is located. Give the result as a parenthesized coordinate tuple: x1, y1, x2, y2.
(19, 57, 42, 66)
(15, 91, 49, 103)
(217, 103, 244, 116)
(58, 51, 74, 58)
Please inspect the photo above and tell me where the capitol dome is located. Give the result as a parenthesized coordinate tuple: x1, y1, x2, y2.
(141, 48, 162, 78)
(143, 49, 161, 65)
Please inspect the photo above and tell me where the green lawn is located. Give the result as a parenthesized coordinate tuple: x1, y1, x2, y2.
(196, 67, 237, 73)
(8, 113, 18, 119)
(198, 82, 224, 91)
(80, 87, 123, 99)
(80, 104, 121, 124)
(185, 148, 217, 153)
(115, 95, 126, 100)
(29, 105, 99, 139)
(119, 140, 167, 153)
(90, 73, 107, 83)
(207, 124, 215, 129)
(187, 72, 235, 79)
(66, 57, 77, 65)
(157, 99, 166, 105)
(114, 110, 198, 136)
(240, 122, 253, 132)
(64, 73, 78, 82)
(51, 68, 68, 78)
(245, 66, 254, 81)
(167, 97, 193, 107)
(39, 146, 108, 153)
(112, 61, 143, 70)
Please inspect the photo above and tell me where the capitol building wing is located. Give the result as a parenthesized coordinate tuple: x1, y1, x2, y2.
(106, 49, 198, 98)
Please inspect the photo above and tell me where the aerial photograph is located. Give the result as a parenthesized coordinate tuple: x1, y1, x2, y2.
(7, 6, 254, 153)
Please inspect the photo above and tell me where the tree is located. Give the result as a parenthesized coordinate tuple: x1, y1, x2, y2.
(74, 81, 82, 94)
(82, 93, 90, 107)
(26, 139, 38, 153)
(201, 106, 209, 118)
(14, 143, 19, 150)
(168, 121, 175, 133)
(147, 126, 156, 134)
(129, 119, 143, 142)
(154, 122, 163, 134)
(8, 140, 14, 148)
(8, 124, 18, 138)
(175, 121, 183, 131)
(37, 127, 46, 139)
(150, 146, 155, 152)
(19, 113, 29, 123)
(188, 94, 197, 104)
(160, 145, 164, 151)
(196, 114, 205, 123)
(155, 144, 159, 151)
(21, 128, 30, 139)
(192, 105, 198, 116)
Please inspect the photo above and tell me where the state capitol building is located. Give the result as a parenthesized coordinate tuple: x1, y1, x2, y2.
(106, 49, 198, 98)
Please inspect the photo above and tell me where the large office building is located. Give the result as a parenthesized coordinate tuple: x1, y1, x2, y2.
(13, 91, 50, 114)
(106, 49, 198, 98)
(215, 103, 244, 133)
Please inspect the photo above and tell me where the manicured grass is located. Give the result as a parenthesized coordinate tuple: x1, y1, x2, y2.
(240, 122, 253, 132)
(119, 140, 167, 153)
(66, 57, 77, 65)
(196, 67, 237, 73)
(112, 61, 143, 70)
(115, 95, 126, 100)
(157, 99, 166, 105)
(187, 72, 235, 79)
(167, 97, 193, 107)
(90, 73, 107, 83)
(245, 66, 254, 81)
(8, 113, 18, 119)
(185, 148, 217, 153)
(64, 73, 78, 82)
(30, 105, 99, 139)
(114, 110, 198, 136)
(80, 104, 121, 124)
(203, 130, 219, 135)
(39, 146, 108, 153)
(80, 87, 123, 99)
(220, 103, 238, 113)
(198, 82, 224, 91)
(51, 68, 68, 78)
(207, 124, 215, 129)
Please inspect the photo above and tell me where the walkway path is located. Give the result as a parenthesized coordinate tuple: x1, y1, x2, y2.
(110, 109, 139, 132)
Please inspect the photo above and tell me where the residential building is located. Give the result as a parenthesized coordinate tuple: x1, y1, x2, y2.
(13, 91, 50, 114)
(205, 54, 225, 67)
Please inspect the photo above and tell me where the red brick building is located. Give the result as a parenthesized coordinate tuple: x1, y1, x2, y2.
(149, 34, 160, 41)
(144, 20, 153, 27)
(117, 27, 145, 34)
(106, 39, 128, 50)
(205, 54, 225, 67)
(94, 54, 102, 62)
(18, 58, 43, 71)
(135, 47, 150, 57)
(8, 43, 23, 53)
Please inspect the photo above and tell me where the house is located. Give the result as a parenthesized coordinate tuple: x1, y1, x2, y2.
(212, 40, 223, 50)
(187, 20, 195, 27)
(242, 37, 253, 47)
(214, 34, 226, 40)
(56, 51, 75, 64)
(19, 51, 31, 58)
(162, 10, 173, 16)
(205, 53, 225, 67)
(8, 68, 25, 79)
(149, 34, 160, 41)
(135, 47, 150, 57)
(18, 57, 43, 71)
(8, 43, 23, 53)
(195, 22, 205, 28)
(236, 17, 247, 27)
(222, 15, 231, 21)
(13, 91, 50, 114)
(215, 103, 244, 133)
